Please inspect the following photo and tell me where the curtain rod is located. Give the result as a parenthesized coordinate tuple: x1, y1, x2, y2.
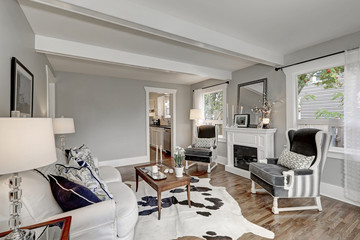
(193, 81, 229, 92)
(275, 51, 345, 71)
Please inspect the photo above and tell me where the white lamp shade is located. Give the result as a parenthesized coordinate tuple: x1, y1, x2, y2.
(52, 118, 75, 134)
(0, 118, 57, 174)
(190, 109, 203, 120)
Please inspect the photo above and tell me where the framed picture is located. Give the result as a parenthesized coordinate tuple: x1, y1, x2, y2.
(234, 114, 250, 128)
(11, 57, 34, 117)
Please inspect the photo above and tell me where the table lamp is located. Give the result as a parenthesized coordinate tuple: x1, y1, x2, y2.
(52, 117, 75, 152)
(0, 118, 57, 240)
(189, 109, 203, 124)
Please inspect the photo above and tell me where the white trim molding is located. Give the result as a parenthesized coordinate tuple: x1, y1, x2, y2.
(30, 0, 283, 66)
(320, 182, 360, 207)
(145, 87, 177, 160)
(35, 35, 231, 80)
(98, 155, 148, 167)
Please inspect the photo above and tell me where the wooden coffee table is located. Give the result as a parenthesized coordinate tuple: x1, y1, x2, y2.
(135, 164, 191, 220)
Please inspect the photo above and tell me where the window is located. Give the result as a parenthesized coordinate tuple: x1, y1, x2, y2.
(198, 84, 227, 138)
(297, 66, 344, 148)
(204, 90, 224, 135)
(284, 53, 345, 156)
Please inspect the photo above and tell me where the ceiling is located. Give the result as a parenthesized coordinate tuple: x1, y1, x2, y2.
(19, 0, 360, 85)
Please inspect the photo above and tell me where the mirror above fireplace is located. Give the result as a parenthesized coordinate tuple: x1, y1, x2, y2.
(237, 78, 267, 127)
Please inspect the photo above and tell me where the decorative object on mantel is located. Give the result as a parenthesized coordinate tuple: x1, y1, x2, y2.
(0, 118, 57, 240)
(234, 114, 250, 128)
(10, 57, 34, 118)
(252, 98, 284, 129)
(52, 117, 75, 153)
(174, 146, 185, 177)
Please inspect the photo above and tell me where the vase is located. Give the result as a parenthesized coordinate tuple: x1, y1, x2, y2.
(174, 166, 184, 177)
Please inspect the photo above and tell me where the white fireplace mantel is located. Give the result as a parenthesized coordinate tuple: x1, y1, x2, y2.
(224, 127, 277, 178)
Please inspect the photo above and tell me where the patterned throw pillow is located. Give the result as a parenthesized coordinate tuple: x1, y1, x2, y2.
(277, 149, 315, 170)
(195, 138, 216, 148)
(56, 159, 113, 201)
(49, 175, 101, 212)
(68, 145, 99, 175)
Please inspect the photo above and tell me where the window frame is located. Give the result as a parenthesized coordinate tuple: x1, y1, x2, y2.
(284, 53, 345, 159)
(202, 84, 227, 139)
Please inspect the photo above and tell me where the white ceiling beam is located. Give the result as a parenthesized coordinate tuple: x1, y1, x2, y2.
(35, 35, 232, 80)
(29, 0, 284, 66)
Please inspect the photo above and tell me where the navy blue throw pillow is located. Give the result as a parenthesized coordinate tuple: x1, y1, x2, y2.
(49, 175, 101, 212)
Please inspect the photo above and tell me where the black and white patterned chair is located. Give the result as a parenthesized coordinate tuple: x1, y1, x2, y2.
(249, 128, 331, 214)
(184, 125, 218, 173)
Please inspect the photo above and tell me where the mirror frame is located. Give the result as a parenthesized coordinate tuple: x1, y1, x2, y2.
(237, 78, 267, 114)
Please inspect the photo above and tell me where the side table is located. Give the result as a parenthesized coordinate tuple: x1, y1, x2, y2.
(0, 216, 71, 240)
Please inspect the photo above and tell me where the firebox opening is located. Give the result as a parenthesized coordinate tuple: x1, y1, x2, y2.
(234, 145, 257, 171)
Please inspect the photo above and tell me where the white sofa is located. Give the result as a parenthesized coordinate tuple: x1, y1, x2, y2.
(0, 149, 138, 240)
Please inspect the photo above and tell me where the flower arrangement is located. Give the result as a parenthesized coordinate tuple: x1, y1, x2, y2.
(251, 98, 283, 128)
(174, 146, 185, 167)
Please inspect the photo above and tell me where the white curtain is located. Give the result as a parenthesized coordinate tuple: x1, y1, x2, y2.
(192, 89, 204, 143)
(344, 48, 360, 203)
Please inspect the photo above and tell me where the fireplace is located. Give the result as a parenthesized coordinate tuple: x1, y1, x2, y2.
(233, 145, 257, 171)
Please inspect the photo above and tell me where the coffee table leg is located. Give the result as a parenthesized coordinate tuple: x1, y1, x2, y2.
(135, 171, 139, 192)
(187, 183, 191, 208)
(157, 191, 161, 220)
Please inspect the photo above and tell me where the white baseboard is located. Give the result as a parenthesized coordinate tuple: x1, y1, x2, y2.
(320, 182, 360, 207)
(217, 156, 227, 165)
(99, 155, 149, 167)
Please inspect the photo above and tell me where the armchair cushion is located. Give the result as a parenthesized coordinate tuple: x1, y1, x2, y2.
(278, 149, 315, 170)
(198, 125, 216, 138)
(194, 137, 215, 148)
(249, 163, 290, 187)
(184, 147, 212, 157)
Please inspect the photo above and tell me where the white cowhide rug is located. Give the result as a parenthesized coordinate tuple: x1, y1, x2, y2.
(126, 177, 274, 240)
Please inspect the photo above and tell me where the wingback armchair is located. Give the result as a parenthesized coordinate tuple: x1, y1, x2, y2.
(249, 128, 331, 214)
(184, 125, 218, 173)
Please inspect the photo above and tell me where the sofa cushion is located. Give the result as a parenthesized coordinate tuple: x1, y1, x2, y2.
(278, 149, 315, 170)
(249, 163, 290, 187)
(107, 182, 138, 238)
(68, 145, 99, 175)
(194, 137, 215, 148)
(185, 148, 212, 157)
(98, 166, 122, 183)
(36, 148, 68, 179)
(49, 175, 101, 212)
(56, 160, 113, 201)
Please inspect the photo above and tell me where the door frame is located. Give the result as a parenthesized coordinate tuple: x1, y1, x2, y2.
(145, 87, 177, 160)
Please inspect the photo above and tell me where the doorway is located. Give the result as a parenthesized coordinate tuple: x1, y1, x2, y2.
(145, 87, 177, 161)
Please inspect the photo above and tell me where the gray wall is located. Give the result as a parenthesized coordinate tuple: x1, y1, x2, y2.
(0, 0, 51, 117)
(284, 31, 360, 188)
(55, 72, 192, 162)
(285, 31, 360, 65)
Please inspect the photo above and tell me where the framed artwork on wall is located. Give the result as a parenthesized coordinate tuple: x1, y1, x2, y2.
(11, 57, 34, 117)
(234, 114, 250, 128)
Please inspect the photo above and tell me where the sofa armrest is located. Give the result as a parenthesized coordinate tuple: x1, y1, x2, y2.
(266, 158, 278, 164)
(42, 200, 117, 240)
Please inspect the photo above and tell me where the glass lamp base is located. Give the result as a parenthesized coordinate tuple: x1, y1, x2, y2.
(4, 229, 35, 240)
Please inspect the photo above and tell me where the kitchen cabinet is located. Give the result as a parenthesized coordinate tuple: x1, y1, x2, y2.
(150, 127, 164, 147)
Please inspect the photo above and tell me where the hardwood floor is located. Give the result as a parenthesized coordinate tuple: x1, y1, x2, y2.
(117, 148, 360, 240)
